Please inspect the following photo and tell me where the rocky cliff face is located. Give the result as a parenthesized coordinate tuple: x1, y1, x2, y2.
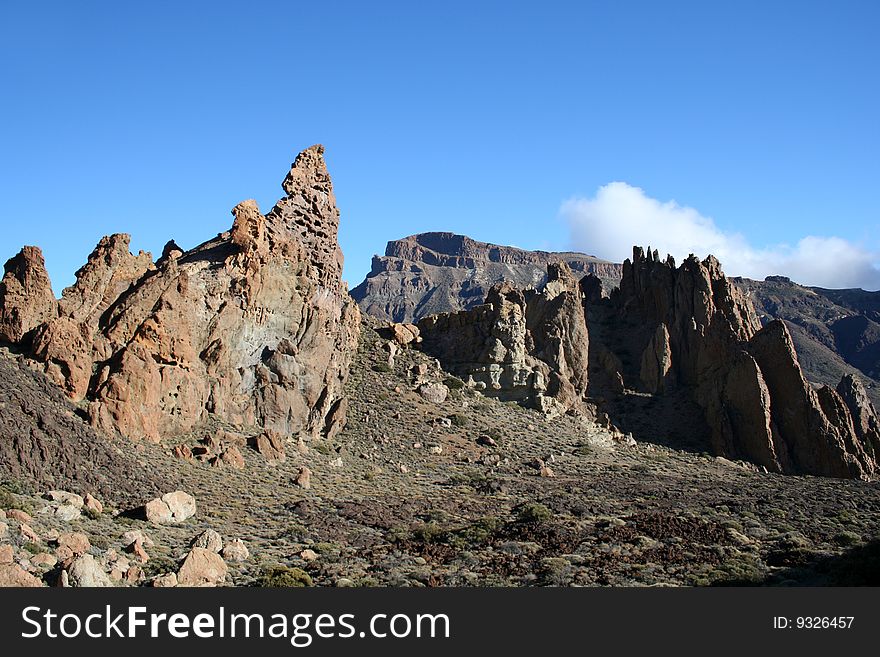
(417, 262, 591, 416)
(411, 243, 880, 478)
(0, 246, 58, 345)
(0, 145, 360, 443)
(596, 248, 879, 478)
(352, 232, 623, 323)
(734, 276, 880, 405)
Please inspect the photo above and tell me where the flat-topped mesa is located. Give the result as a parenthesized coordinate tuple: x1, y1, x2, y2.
(417, 261, 590, 416)
(353, 232, 623, 323)
(608, 245, 877, 478)
(0, 145, 360, 444)
(0, 246, 58, 345)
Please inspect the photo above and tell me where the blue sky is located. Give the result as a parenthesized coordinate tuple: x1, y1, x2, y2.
(2, 1, 878, 291)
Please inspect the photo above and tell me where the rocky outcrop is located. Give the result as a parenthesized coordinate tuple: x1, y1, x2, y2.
(0, 246, 57, 345)
(835, 374, 880, 462)
(417, 262, 590, 415)
(352, 232, 622, 323)
(601, 247, 877, 478)
(30, 234, 154, 399)
(0, 145, 360, 444)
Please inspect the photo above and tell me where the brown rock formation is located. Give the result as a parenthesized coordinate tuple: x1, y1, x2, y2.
(603, 247, 877, 478)
(30, 234, 154, 399)
(1, 145, 360, 444)
(0, 246, 57, 345)
(417, 262, 590, 415)
(836, 374, 880, 461)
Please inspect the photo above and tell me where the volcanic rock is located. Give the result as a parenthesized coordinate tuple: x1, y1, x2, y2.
(418, 262, 590, 415)
(144, 491, 196, 525)
(0, 145, 360, 446)
(67, 553, 113, 587)
(0, 246, 57, 345)
(177, 547, 227, 587)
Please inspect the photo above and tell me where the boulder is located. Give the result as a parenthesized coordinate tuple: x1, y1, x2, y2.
(144, 491, 196, 525)
(55, 532, 90, 560)
(294, 466, 312, 490)
(417, 382, 449, 404)
(177, 548, 228, 587)
(0, 562, 42, 587)
(222, 539, 249, 562)
(44, 490, 84, 508)
(191, 529, 223, 553)
(67, 554, 113, 587)
(251, 431, 286, 463)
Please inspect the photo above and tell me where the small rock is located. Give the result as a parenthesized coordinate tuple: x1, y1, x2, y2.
(399, 464, 409, 474)
(177, 548, 228, 587)
(429, 445, 443, 455)
(125, 566, 143, 584)
(84, 494, 103, 515)
(539, 465, 556, 478)
(0, 544, 13, 563)
(152, 572, 178, 587)
(418, 382, 449, 404)
(328, 457, 343, 468)
(726, 528, 752, 546)
(144, 491, 196, 525)
(121, 530, 154, 548)
(300, 549, 318, 562)
(67, 554, 113, 587)
(44, 490, 84, 508)
(296, 436, 309, 455)
(221, 539, 249, 562)
(173, 444, 193, 461)
(55, 505, 81, 522)
(6, 509, 32, 523)
(19, 524, 39, 543)
(476, 435, 497, 447)
(191, 529, 223, 553)
(217, 445, 245, 469)
(0, 562, 42, 587)
(294, 466, 312, 490)
(55, 532, 90, 560)
(0, 522, 7, 538)
(30, 553, 57, 568)
(250, 430, 286, 463)
(126, 539, 150, 563)
(335, 578, 355, 587)
(389, 323, 421, 346)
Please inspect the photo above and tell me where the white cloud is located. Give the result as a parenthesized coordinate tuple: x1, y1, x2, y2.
(561, 182, 880, 290)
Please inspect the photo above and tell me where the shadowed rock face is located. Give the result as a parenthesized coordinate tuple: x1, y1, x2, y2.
(414, 244, 879, 478)
(352, 232, 623, 323)
(601, 247, 878, 478)
(417, 262, 591, 416)
(0, 145, 360, 443)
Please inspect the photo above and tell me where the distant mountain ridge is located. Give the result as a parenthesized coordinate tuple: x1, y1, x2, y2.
(351, 232, 623, 323)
